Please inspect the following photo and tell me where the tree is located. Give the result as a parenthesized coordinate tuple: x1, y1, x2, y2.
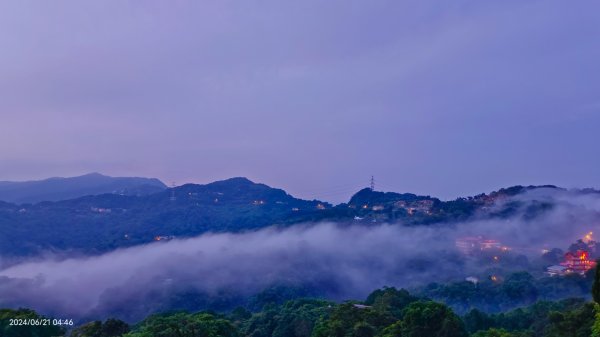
(394, 302, 468, 337)
(591, 303, 600, 337)
(102, 319, 130, 337)
(501, 272, 538, 305)
(312, 302, 395, 337)
(463, 309, 494, 333)
(471, 328, 514, 337)
(71, 319, 129, 337)
(70, 321, 103, 337)
(352, 322, 375, 337)
(471, 328, 532, 337)
(242, 299, 330, 337)
(545, 303, 595, 337)
(364, 287, 417, 319)
(592, 263, 600, 304)
(124, 312, 239, 337)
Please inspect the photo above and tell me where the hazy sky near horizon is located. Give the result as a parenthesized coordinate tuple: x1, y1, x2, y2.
(0, 1, 599, 202)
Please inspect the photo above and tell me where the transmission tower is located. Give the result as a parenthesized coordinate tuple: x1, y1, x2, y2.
(370, 176, 375, 191)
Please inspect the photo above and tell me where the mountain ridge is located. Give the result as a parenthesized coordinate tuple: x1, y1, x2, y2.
(0, 173, 167, 204)
(0, 176, 594, 257)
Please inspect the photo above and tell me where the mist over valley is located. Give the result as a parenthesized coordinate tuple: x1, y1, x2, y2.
(1, 177, 599, 322)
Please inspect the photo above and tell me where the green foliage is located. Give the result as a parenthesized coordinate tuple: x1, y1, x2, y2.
(71, 321, 103, 337)
(242, 299, 331, 337)
(364, 287, 418, 319)
(70, 318, 129, 337)
(501, 273, 538, 303)
(420, 272, 592, 314)
(462, 298, 594, 337)
(592, 264, 600, 304)
(312, 302, 396, 337)
(544, 302, 595, 337)
(351, 322, 376, 337)
(0, 308, 65, 337)
(591, 303, 600, 337)
(229, 307, 252, 324)
(248, 285, 324, 311)
(123, 312, 238, 337)
(312, 287, 419, 337)
(4, 283, 600, 337)
(471, 328, 532, 337)
(390, 301, 468, 337)
(475, 298, 588, 336)
(464, 309, 494, 333)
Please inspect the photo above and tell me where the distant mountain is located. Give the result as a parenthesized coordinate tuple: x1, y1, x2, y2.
(0, 177, 331, 256)
(0, 177, 593, 257)
(0, 173, 167, 204)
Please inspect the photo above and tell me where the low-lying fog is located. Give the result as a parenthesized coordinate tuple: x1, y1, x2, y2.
(1, 188, 599, 321)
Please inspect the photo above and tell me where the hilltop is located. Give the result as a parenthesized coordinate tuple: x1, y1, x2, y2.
(0, 173, 166, 204)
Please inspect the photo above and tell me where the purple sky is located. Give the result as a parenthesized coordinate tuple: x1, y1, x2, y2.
(0, 1, 599, 203)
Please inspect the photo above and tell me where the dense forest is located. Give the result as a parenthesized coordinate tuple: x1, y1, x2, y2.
(3, 267, 600, 337)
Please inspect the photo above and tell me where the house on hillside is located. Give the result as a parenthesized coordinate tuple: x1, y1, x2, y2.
(546, 250, 596, 276)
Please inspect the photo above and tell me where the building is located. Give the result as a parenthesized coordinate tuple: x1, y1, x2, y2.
(560, 250, 596, 274)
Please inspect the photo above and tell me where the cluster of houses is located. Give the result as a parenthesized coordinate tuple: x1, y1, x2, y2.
(348, 199, 435, 215)
(546, 232, 599, 276)
(394, 199, 434, 215)
(456, 231, 599, 280)
(546, 250, 596, 276)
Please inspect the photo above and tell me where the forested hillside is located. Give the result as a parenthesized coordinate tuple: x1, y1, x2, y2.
(0, 177, 587, 257)
(3, 279, 600, 337)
